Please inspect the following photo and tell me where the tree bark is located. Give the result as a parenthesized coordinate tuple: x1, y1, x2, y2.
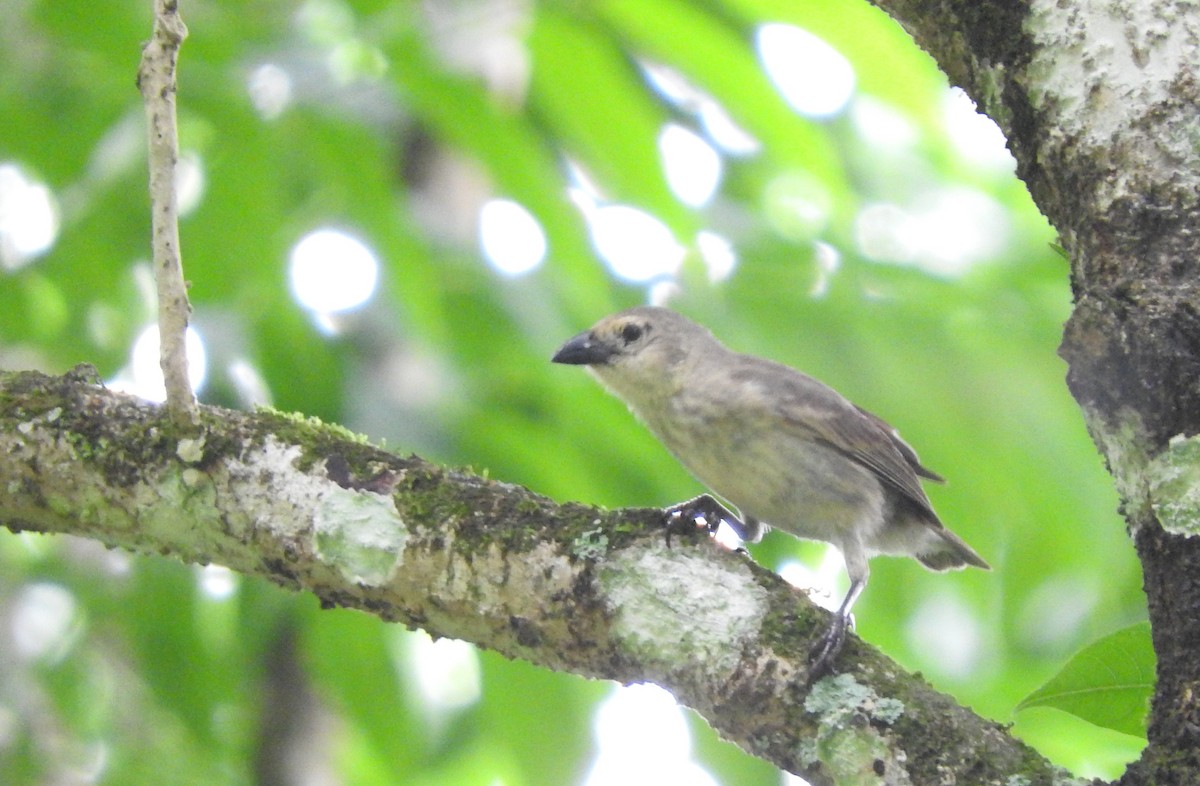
(869, 1, 1200, 783)
(0, 368, 1080, 786)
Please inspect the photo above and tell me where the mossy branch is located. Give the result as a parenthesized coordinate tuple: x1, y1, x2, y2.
(0, 368, 1073, 786)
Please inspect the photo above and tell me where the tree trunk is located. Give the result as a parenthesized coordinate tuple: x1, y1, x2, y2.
(870, 0, 1200, 782)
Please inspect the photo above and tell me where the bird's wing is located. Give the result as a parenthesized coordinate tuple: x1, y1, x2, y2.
(728, 355, 941, 522)
(852, 405, 945, 483)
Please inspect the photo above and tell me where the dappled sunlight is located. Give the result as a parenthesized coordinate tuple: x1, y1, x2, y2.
(289, 227, 380, 325)
(942, 88, 1017, 172)
(763, 171, 832, 241)
(0, 162, 59, 271)
(176, 152, 206, 217)
(649, 279, 682, 306)
(573, 199, 685, 283)
(423, 0, 531, 101)
(854, 186, 1010, 276)
(659, 123, 722, 208)
(296, 0, 389, 83)
(227, 357, 274, 407)
(108, 324, 208, 403)
(779, 549, 848, 613)
(197, 565, 238, 601)
(10, 582, 78, 663)
(479, 198, 547, 276)
(782, 772, 815, 786)
(0, 0, 1141, 781)
(585, 683, 718, 786)
(697, 230, 737, 282)
(850, 96, 919, 151)
(641, 62, 760, 156)
(402, 630, 482, 727)
(697, 100, 762, 157)
(1017, 573, 1100, 654)
(756, 24, 855, 119)
(247, 63, 294, 119)
(808, 241, 841, 298)
(905, 591, 985, 679)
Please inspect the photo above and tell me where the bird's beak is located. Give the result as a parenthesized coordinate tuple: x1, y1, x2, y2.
(551, 331, 614, 365)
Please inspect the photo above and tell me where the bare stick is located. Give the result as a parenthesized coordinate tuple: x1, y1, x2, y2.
(137, 0, 196, 423)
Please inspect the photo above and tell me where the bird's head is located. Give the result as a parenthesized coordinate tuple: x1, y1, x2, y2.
(551, 306, 717, 405)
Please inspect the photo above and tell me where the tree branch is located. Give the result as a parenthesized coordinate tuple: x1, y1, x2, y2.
(137, 0, 196, 423)
(0, 368, 1076, 786)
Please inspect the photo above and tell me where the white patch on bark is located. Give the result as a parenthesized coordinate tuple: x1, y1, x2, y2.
(1026, 0, 1200, 205)
(601, 544, 767, 677)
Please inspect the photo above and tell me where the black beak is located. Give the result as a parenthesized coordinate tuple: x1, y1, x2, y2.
(551, 331, 614, 365)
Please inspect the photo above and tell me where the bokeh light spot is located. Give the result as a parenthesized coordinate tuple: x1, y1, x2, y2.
(778, 548, 847, 612)
(228, 358, 273, 407)
(587, 205, 685, 283)
(905, 591, 983, 679)
(851, 96, 918, 151)
(696, 230, 737, 282)
(854, 188, 1009, 276)
(405, 631, 482, 716)
(943, 87, 1016, 172)
(585, 683, 717, 786)
(757, 24, 855, 119)
(479, 198, 546, 276)
(764, 171, 832, 240)
(659, 124, 722, 208)
(0, 162, 60, 271)
(248, 63, 294, 119)
(1017, 574, 1098, 654)
(198, 565, 238, 601)
(176, 151, 205, 216)
(289, 228, 380, 314)
(11, 583, 78, 662)
(698, 101, 761, 156)
(111, 323, 208, 403)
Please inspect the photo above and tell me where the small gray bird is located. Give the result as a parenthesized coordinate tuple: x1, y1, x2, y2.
(552, 306, 989, 677)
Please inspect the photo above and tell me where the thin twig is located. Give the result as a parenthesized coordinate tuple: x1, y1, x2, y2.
(137, 0, 196, 424)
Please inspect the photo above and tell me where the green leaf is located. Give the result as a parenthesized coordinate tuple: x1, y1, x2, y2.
(1017, 622, 1154, 738)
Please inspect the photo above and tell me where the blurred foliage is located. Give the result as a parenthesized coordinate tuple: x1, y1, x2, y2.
(0, 0, 1148, 784)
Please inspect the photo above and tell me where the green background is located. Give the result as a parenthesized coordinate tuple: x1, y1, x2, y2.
(0, 0, 1147, 783)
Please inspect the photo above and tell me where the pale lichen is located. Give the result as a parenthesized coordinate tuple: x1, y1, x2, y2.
(176, 434, 205, 464)
(599, 544, 767, 677)
(804, 673, 909, 785)
(314, 488, 408, 585)
(1025, 0, 1200, 208)
(571, 527, 609, 561)
(1085, 406, 1152, 525)
(1147, 433, 1200, 536)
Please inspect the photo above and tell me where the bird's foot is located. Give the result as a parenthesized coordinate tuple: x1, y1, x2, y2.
(663, 494, 742, 548)
(807, 611, 853, 684)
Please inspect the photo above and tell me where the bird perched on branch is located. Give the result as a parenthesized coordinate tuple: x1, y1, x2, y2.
(552, 306, 989, 678)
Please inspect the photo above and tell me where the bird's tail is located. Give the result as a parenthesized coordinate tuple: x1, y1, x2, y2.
(918, 528, 990, 571)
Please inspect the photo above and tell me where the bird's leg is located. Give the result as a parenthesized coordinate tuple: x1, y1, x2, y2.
(808, 569, 866, 682)
(663, 494, 742, 547)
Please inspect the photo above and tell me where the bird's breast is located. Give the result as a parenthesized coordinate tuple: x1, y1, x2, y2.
(642, 394, 886, 544)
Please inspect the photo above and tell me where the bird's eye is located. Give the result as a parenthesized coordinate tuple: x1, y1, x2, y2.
(620, 323, 644, 344)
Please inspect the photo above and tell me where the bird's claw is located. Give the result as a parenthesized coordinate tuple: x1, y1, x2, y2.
(663, 494, 740, 547)
(807, 612, 853, 684)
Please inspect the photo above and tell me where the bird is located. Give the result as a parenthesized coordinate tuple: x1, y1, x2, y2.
(551, 305, 989, 678)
